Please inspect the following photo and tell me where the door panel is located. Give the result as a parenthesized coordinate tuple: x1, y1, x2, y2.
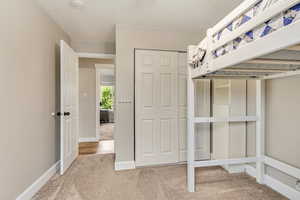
(160, 119, 172, 153)
(160, 73, 172, 107)
(142, 73, 154, 108)
(142, 119, 155, 155)
(60, 40, 79, 175)
(135, 50, 178, 166)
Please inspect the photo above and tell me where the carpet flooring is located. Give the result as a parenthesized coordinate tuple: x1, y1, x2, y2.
(33, 154, 286, 200)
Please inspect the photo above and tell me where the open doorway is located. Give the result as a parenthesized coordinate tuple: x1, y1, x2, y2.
(96, 66, 115, 154)
(98, 73, 115, 141)
(78, 57, 115, 155)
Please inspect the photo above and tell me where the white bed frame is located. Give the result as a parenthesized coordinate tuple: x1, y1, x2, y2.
(187, 0, 300, 197)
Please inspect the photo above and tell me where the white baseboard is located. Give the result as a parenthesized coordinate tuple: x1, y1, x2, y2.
(79, 137, 99, 143)
(245, 165, 300, 200)
(265, 175, 300, 200)
(115, 161, 135, 171)
(16, 161, 60, 200)
(223, 164, 246, 174)
(245, 164, 257, 178)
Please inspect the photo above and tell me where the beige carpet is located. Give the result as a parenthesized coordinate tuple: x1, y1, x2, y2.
(33, 154, 286, 200)
(100, 123, 114, 140)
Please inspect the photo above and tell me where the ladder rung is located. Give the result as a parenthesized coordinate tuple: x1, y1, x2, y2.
(193, 116, 258, 123)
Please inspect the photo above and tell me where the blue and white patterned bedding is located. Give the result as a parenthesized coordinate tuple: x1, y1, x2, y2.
(212, 0, 300, 58)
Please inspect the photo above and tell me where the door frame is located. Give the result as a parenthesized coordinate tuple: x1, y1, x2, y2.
(76, 52, 115, 142)
(95, 64, 115, 140)
(133, 48, 187, 166)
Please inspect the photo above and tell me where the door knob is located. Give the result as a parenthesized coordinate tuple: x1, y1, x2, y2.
(64, 112, 71, 116)
(57, 112, 63, 116)
(56, 112, 71, 116)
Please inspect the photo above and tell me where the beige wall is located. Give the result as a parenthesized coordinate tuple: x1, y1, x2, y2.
(247, 77, 300, 189)
(0, 0, 70, 199)
(79, 58, 114, 68)
(265, 77, 300, 167)
(79, 58, 114, 140)
(115, 25, 205, 162)
(72, 41, 115, 54)
(79, 67, 97, 139)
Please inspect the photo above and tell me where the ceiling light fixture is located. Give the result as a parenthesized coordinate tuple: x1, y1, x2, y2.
(70, 0, 85, 9)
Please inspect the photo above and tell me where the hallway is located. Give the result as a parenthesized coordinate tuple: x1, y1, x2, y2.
(99, 123, 114, 140)
(79, 123, 114, 155)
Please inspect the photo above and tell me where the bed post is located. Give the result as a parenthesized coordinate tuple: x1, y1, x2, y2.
(187, 45, 196, 192)
(206, 28, 214, 72)
(256, 80, 265, 184)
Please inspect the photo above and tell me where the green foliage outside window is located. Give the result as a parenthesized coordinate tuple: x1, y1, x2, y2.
(100, 86, 113, 109)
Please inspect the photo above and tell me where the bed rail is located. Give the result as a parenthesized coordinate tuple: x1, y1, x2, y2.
(211, 0, 300, 52)
(210, 0, 261, 46)
(190, 0, 300, 79)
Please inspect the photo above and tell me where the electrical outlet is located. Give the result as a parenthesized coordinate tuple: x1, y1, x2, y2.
(295, 180, 300, 191)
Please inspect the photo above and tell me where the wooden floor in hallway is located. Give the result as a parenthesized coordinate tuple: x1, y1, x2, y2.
(79, 122, 115, 155)
(79, 140, 114, 155)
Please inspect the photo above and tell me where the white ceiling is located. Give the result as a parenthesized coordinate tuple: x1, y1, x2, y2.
(37, 0, 243, 53)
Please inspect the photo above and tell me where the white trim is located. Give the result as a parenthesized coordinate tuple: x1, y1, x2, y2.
(265, 175, 300, 200)
(187, 46, 197, 192)
(264, 156, 300, 180)
(256, 80, 265, 184)
(16, 161, 60, 200)
(95, 68, 102, 141)
(245, 164, 257, 178)
(114, 161, 136, 171)
(246, 165, 300, 200)
(193, 157, 257, 168)
(101, 81, 114, 86)
(223, 164, 246, 174)
(77, 52, 115, 59)
(79, 137, 99, 143)
(194, 116, 257, 123)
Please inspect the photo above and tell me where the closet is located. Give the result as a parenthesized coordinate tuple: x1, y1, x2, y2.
(134, 49, 210, 166)
(212, 80, 247, 172)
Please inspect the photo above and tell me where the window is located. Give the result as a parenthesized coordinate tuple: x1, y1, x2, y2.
(100, 86, 114, 109)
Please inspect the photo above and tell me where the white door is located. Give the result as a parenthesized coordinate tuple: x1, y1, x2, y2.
(60, 40, 79, 175)
(178, 54, 211, 162)
(135, 50, 179, 166)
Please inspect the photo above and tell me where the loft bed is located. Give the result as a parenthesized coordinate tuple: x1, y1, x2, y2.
(187, 0, 300, 197)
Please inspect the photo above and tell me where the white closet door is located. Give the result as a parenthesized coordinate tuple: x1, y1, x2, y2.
(178, 53, 211, 161)
(135, 50, 179, 166)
